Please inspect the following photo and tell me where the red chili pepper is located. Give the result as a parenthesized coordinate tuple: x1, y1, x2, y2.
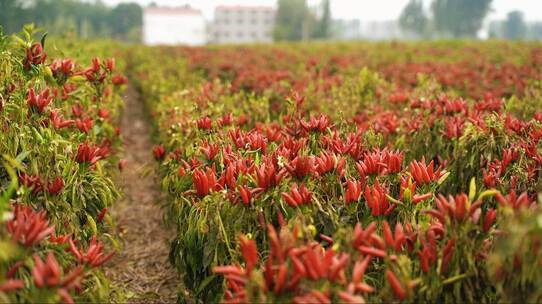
(60, 266, 83, 289)
(352, 255, 371, 284)
(344, 179, 363, 205)
(354, 282, 375, 293)
(328, 253, 349, 281)
(290, 254, 306, 277)
(441, 239, 455, 274)
(213, 265, 244, 276)
(152, 144, 166, 160)
(309, 289, 331, 304)
(76, 142, 104, 166)
(359, 246, 387, 258)
(337, 291, 366, 304)
(273, 264, 288, 294)
(0, 279, 24, 292)
(304, 246, 321, 280)
(319, 233, 333, 244)
(97, 208, 107, 223)
(418, 249, 430, 273)
(412, 192, 432, 204)
(483, 209, 497, 232)
(383, 221, 395, 249)
(239, 235, 258, 274)
(386, 269, 406, 300)
(57, 288, 75, 304)
(321, 248, 335, 277)
(238, 186, 252, 206)
(285, 272, 302, 291)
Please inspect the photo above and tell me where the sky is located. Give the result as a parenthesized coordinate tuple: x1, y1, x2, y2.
(100, 0, 542, 22)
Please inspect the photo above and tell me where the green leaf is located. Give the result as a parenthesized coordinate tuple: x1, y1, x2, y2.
(468, 178, 476, 202)
(196, 274, 216, 295)
(86, 214, 98, 235)
(478, 189, 499, 201)
(0, 160, 19, 217)
(11, 35, 27, 47)
(386, 194, 404, 206)
(15, 150, 31, 164)
(40, 32, 48, 48)
(437, 171, 450, 185)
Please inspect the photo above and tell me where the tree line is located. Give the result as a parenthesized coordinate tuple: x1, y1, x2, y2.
(0, 0, 142, 41)
(274, 0, 332, 41)
(2, 0, 539, 42)
(399, 0, 542, 40)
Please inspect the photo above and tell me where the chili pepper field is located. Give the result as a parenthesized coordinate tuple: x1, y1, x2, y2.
(1, 25, 542, 303)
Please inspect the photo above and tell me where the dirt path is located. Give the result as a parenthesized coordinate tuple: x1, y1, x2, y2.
(106, 85, 179, 303)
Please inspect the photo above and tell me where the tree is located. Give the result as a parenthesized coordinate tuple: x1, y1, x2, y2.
(399, 0, 428, 37)
(110, 3, 143, 40)
(313, 0, 331, 39)
(0, 0, 30, 34)
(503, 10, 527, 40)
(431, 0, 492, 38)
(274, 0, 314, 41)
(0, 0, 142, 41)
(530, 23, 542, 40)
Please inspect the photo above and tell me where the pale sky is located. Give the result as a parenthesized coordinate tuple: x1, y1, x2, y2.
(100, 0, 542, 22)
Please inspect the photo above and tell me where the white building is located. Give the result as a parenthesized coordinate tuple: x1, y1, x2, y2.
(211, 5, 276, 44)
(143, 6, 206, 46)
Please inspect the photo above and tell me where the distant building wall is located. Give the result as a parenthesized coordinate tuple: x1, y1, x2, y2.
(211, 6, 276, 44)
(143, 7, 206, 46)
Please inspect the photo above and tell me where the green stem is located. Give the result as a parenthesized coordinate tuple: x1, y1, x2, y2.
(442, 273, 470, 285)
(216, 205, 233, 259)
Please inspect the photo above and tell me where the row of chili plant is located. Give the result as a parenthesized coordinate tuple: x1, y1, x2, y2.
(129, 42, 542, 303)
(0, 25, 128, 303)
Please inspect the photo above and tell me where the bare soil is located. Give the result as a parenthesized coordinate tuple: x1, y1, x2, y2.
(106, 85, 179, 303)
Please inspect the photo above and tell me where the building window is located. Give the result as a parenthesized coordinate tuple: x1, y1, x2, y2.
(251, 19, 257, 25)
(237, 18, 243, 24)
(237, 31, 244, 39)
(223, 18, 229, 25)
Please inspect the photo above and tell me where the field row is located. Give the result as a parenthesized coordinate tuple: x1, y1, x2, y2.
(131, 42, 542, 303)
(0, 27, 127, 303)
(1, 28, 541, 303)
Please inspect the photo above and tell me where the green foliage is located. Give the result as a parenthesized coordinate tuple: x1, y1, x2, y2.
(503, 11, 527, 40)
(273, 0, 333, 41)
(0, 25, 126, 302)
(431, 0, 492, 38)
(399, 0, 428, 37)
(488, 205, 542, 303)
(313, 0, 332, 40)
(110, 3, 143, 41)
(0, 0, 142, 42)
(274, 0, 313, 41)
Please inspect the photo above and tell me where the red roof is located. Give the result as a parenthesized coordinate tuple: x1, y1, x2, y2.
(144, 7, 202, 15)
(216, 5, 275, 12)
